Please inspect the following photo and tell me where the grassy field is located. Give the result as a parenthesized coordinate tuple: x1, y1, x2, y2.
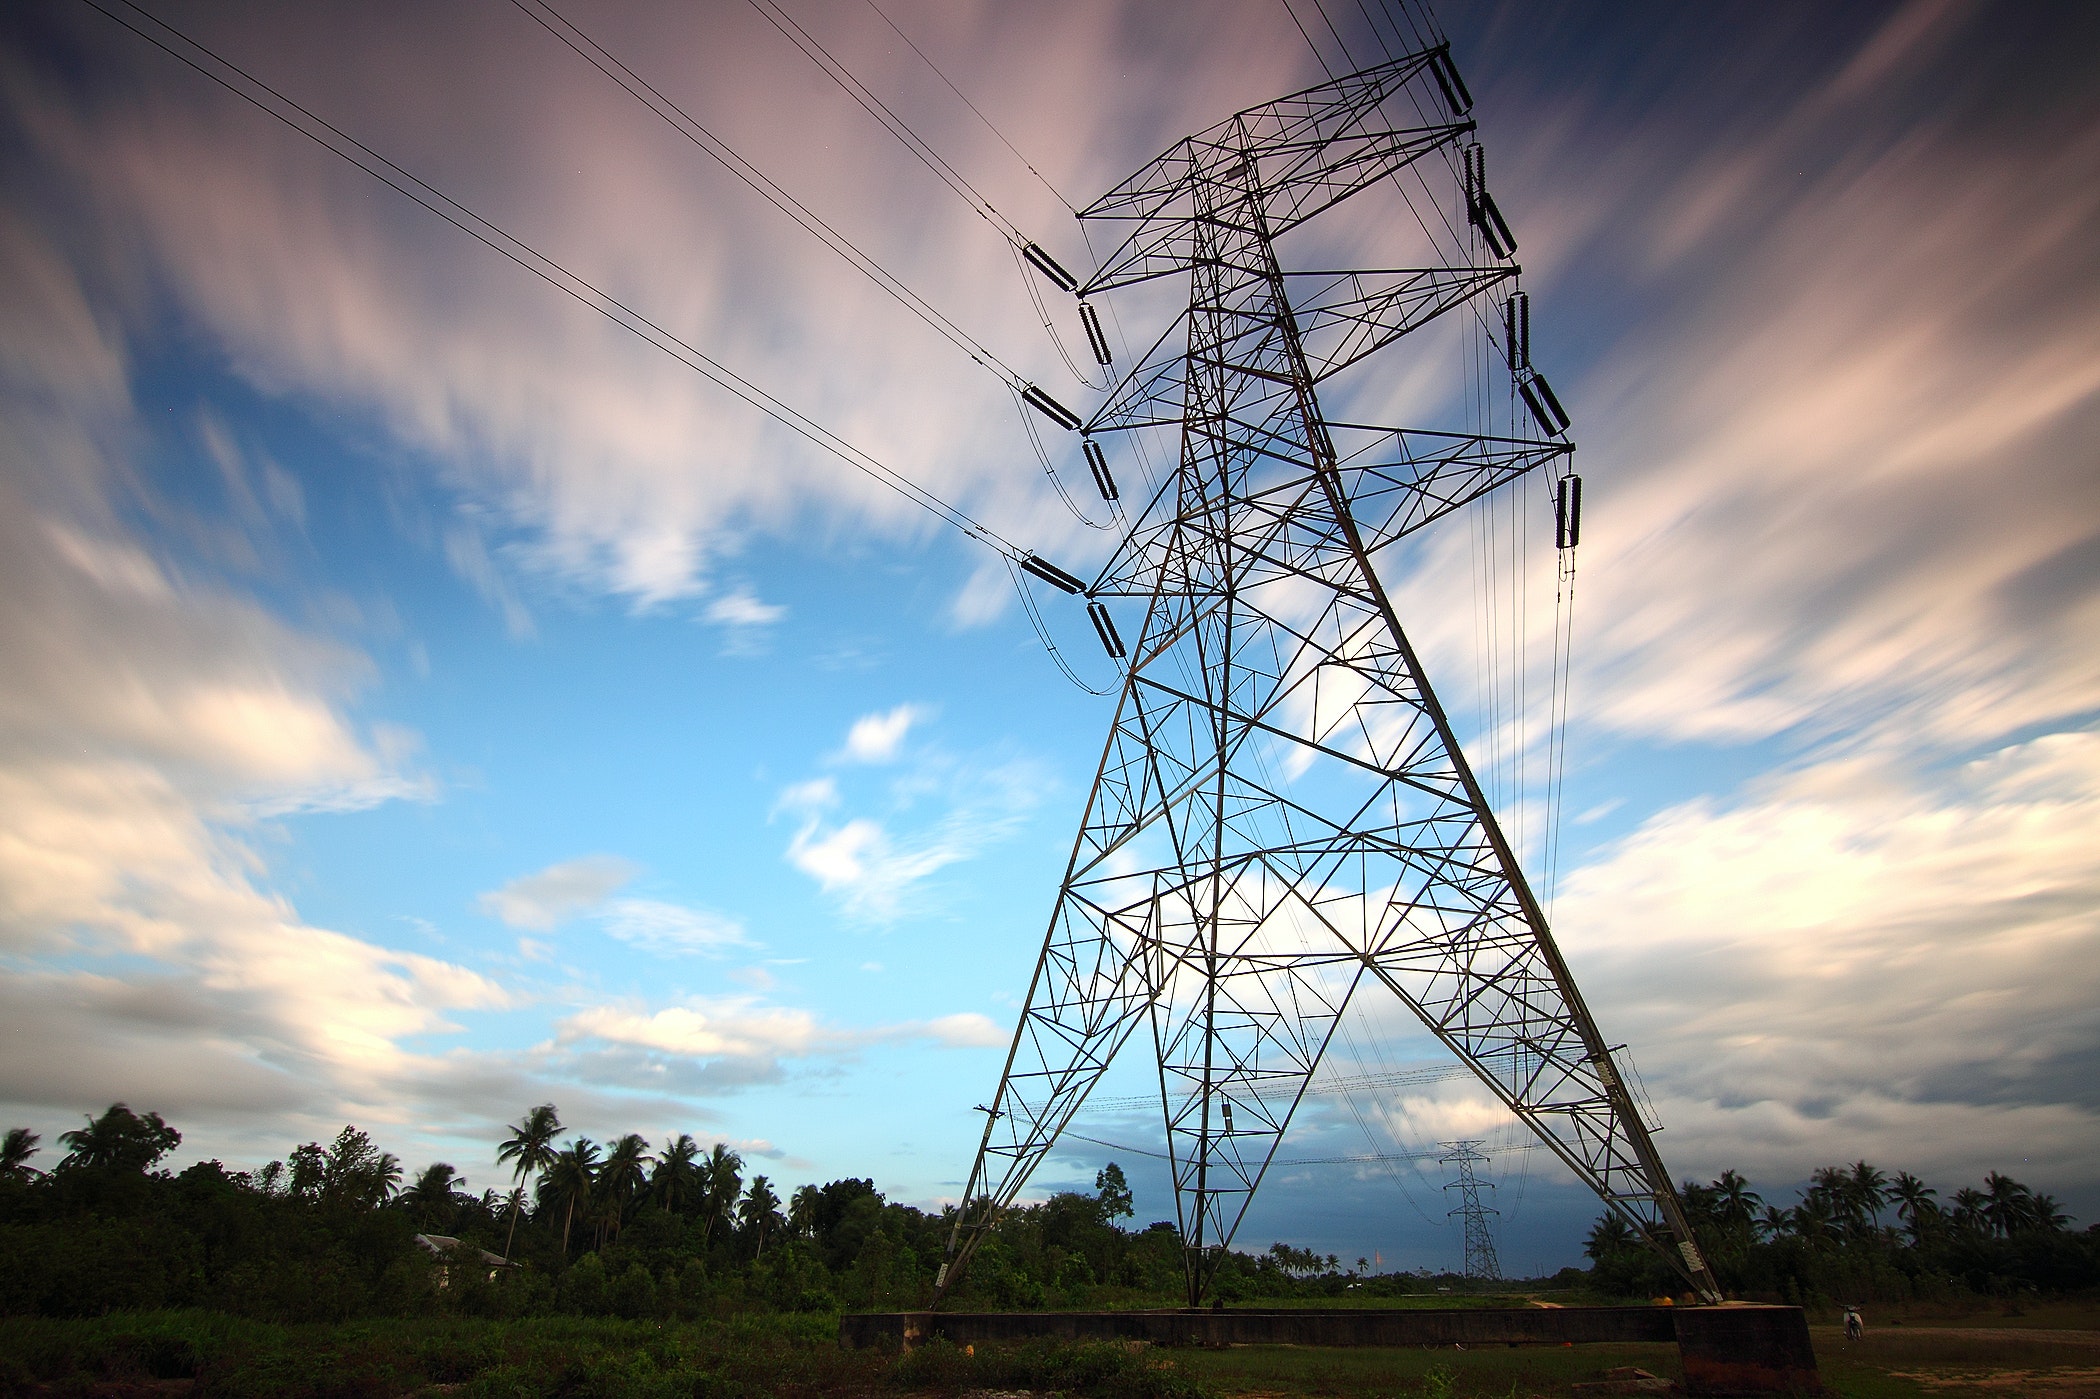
(3, 1302, 2096, 1398)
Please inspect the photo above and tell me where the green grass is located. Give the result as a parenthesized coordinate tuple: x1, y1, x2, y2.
(4, 1308, 2095, 1399)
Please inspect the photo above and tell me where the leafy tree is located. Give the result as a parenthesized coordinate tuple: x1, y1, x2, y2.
(57, 1104, 180, 1173)
(496, 1104, 562, 1258)
(1, 1126, 40, 1180)
(316, 1126, 401, 1211)
(1095, 1162, 1134, 1221)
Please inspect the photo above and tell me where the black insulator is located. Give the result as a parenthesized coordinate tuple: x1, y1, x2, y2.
(1430, 46, 1474, 115)
(1474, 191, 1516, 257)
(1503, 292, 1530, 371)
(1021, 553, 1085, 594)
(1556, 474, 1583, 550)
(1022, 383, 1082, 431)
(1087, 599, 1126, 659)
(1533, 372, 1571, 431)
(1519, 378, 1559, 437)
(1083, 438, 1119, 501)
(1079, 301, 1113, 366)
(1463, 144, 1485, 216)
(1022, 242, 1078, 293)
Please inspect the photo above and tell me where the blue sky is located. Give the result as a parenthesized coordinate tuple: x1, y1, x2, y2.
(2, 0, 2096, 1274)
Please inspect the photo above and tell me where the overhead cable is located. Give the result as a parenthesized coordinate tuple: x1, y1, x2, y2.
(80, 0, 1028, 566)
(745, 0, 1027, 248)
(861, 0, 1078, 215)
(510, 0, 1038, 398)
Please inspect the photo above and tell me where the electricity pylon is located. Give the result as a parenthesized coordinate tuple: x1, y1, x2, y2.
(938, 48, 1718, 1307)
(1441, 1140, 1502, 1282)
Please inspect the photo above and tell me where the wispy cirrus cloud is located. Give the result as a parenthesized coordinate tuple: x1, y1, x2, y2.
(477, 857, 747, 956)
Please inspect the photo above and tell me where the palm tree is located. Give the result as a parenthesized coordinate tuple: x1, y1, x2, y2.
(541, 1138, 601, 1256)
(496, 1104, 562, 1260)
(1583, 1212, 1635, 1260)
(1949, 1187, 1988, 1235)
(1890, 1172, 1938, 1244)
(1, 1127, 40, 1181)
(1792, 1192, 1837, 1248)
(58, 1104, 181, 1172)
(1756, 1204, 1791, 1242)
(402, 1162, 467, 1231)
(598, 1134, 651, 1246)
(1849, 1161, 1890, 1228)
(1983, 1172, 2034, 1239)
(651, 1135, 702, 1214)
(699, 1142, 743, 1247)
(2026, 1193, 2072, 1234)
(1712, 1170, 1763, 1233)
(790, 1183, 822, 1240)
(739, 1174, 782, 1258)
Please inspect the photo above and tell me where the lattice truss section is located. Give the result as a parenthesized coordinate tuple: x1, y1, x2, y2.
(941, 49, 1718, 1305)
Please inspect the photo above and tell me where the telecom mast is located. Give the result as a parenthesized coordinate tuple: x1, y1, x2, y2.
(939, 47, 1718, 1306)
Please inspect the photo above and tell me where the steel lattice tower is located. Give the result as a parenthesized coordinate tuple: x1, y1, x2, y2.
(1441, 1140, 1503, 1282)
(938, 48, 1718, 1307)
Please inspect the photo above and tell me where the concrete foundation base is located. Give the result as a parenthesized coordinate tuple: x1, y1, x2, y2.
(838, 1304, 1821, 1396)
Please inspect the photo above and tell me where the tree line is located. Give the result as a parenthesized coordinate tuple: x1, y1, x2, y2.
(0, 1103, 1400, 1321)
(6, 1106, 2093, 1320)
(1586, 1160, 2098, 1304)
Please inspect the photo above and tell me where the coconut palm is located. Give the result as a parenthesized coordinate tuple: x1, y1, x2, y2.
(789, 1183, 821, 1240)
(651, 1135, 702, 1214)
(402, 1162, 468, 1231)
(1848, 1161, 1890, 1228)
(598, 1134, 651, 1245)
(699, 1142, 743, 1247)
(739, 1174, 782, 1258)
(2026, 1193, 2072, 1234)
(1890, 1172, 1938, 1244)
(1983, 1172, 2034, 1238)
(1, 1127, 40, 1181)
(496, 1104, 562, 1260)
(1712, 1170, 1763, 1230)
(541, 1138, 601, 1255)
(58, 1104, 181, 1173)
(1949, 1187, 1988, 1235)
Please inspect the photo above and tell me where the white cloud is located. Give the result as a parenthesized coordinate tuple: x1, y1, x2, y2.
(1554, 727, 2100, 1187)
(599, 898, 749, 956)
(556, 996, 1006, 1064)
(705, 587, 786, 628)
(478, 855, 638, 931)
(837, 703, 930, 764)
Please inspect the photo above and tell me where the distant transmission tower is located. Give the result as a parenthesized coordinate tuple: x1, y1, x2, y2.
(937, 43, 1718, 1307)
(1441, 1141, 1502, 1282)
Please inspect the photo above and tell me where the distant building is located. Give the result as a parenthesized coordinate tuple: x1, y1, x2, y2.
(412, 1233, 517, 1287)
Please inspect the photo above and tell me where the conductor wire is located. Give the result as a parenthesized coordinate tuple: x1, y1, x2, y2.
(81, 0, 1028, 568)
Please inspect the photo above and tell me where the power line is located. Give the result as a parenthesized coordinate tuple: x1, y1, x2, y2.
(861, 0, 1077, 215)
(510, 0, 1037, 398)
(745, 0, 1024, 247)
(80, 0, 1026, 565)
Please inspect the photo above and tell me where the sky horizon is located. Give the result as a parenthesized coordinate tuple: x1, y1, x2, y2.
(2, 0, 2096, 1276)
